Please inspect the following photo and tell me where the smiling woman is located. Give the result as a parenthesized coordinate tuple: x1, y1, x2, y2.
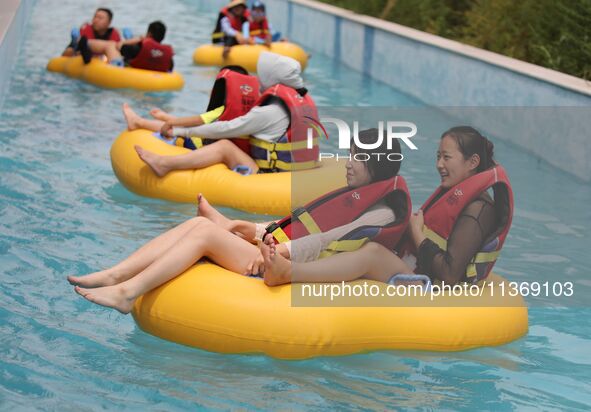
(262, 126, 513, 289)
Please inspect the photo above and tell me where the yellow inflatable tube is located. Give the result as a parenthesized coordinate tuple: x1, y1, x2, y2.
(110, 129, 345, 215)
(193, 42, 308, 73)
(132, 263, 528, 359)
(47, 56, 184, 91)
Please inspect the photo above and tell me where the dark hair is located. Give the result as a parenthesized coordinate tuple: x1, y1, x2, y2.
(220, 65, 248, 75)
(96, 8, 113, 22)
(351, 128, 402, 182)
(252, 1, 266, 11)
(441, 126, 495, 173)
(148, 21, 166, 42)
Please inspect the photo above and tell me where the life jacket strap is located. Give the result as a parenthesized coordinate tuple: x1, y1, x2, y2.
(254, 158, 319, 171)
(423, 225, 501, 278)
(249, 137, 318, 152)
(265, 222, 290, 243)
(318, 237, 370, 259)
(292, 207, 321, 234)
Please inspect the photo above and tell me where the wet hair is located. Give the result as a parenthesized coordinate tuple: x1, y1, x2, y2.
(148, 21, 166, 42)
(96, 8, 113, 22)
(220, 65, 248, 75)
(351, 128, 402, 182)
(441, 126, 495, 173)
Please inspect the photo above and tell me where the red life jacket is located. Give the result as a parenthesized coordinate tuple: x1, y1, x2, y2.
(79, 23, 121, 41)
(249, 84, 320, 171)
(212, 7, 250, 43)
(265, 175, 411, 256)
(410, 165, 514, 283)
(249, 18, 270, 39)
(198, 68, 261, 153)
(128, 38, 173, 73)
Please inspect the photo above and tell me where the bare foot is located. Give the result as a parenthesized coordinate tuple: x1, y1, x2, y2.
(150, 107, 171, 121)
(67, 269, 123, 288)
(75, 285, 135, 314)
(197, 193, 232, 227)
(122, 103, 142, 131)
(222, 46, 231, 59)
(261, 235, 291, 286)
(135, 145, 170, 177)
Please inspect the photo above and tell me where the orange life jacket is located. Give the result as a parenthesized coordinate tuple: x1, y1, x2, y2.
(407, 165, 514, 283)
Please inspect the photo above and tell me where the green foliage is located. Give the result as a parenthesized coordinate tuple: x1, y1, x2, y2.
(319, 0, 591, 79)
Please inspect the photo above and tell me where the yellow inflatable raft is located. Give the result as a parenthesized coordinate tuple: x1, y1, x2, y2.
(132, 262, 528, 359)
(193, 42, 308, 73)
(47, 56, 184, 91)
(110, 129, 345, 215)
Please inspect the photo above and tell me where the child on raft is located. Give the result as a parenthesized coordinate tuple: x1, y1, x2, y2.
(131, 52, 318, 176)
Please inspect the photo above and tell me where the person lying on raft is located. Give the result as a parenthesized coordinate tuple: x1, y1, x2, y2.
(62, 8, 121, 58)
(123, 66, 253, 143)
(134, 52, 319, 176)
(261, 126, 514, 287)
(77, 21, 174, 72)
(68, 129, 406, 313)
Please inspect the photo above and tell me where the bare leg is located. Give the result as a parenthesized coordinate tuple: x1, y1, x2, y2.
(262, 240, 411, 286)
(135, 139, 259, 176)
(68, 217, 205, 287)
(85, 39, 122, 62)
(122, 103, 165, 131)
(197, 193, 260, 240)
(150, 108, 176, 121)
(75, 219, 261, 313)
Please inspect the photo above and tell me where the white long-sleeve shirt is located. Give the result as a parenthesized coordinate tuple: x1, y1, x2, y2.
(172, 103, 289, 142)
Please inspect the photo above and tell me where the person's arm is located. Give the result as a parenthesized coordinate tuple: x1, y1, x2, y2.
(171, 104, 287, 141)
(161, 106, 225, 136)
(117, 36, 143, 49)
(220, 17, 238, 37)
(290, 205, 395, 263)
(415, 198, 496, 284)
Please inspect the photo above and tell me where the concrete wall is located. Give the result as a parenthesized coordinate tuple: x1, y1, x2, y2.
(0, 0, 33, 112)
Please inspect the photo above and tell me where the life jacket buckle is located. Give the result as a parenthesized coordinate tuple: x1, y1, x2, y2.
(264, 222, 281, 237)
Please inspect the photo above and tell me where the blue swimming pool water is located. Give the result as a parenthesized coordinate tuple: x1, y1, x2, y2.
(1, 0, 590, 409)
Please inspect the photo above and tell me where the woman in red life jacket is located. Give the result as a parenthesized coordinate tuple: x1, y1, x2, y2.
(122, 65, 257, 151)
(77, 21, 174, 72)
(134, 52, 319, 176)
(68, 130, 409, 314)
(261, 126, 513, 287)
(62, 8, 121, 57)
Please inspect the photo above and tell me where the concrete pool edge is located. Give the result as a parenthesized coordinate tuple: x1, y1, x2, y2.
(193, 0, 591, 182)
(0, 0, 34, 112)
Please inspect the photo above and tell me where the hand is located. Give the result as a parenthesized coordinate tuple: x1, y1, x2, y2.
(409, 209, 424, 234)
(160, 122, 173, 139)
(235, 32, 247, 44)
(243, 251, 265, 276)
